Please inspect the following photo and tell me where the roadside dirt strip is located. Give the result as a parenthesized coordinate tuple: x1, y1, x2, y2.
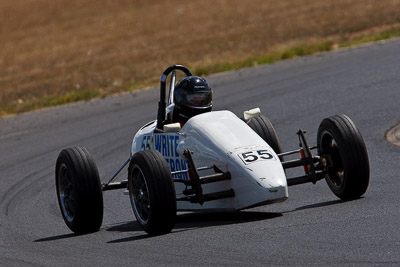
(386, 123, 400, 146)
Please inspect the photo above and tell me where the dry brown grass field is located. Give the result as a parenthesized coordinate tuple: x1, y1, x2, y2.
(1, 0, 400, 116)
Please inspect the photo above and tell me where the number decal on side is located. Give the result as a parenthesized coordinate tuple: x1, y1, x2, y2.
(140, 135, 151, 151)
(238, 150, 275, 164)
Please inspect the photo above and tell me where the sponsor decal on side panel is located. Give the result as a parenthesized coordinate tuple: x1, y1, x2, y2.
(141, 134, 189, 179)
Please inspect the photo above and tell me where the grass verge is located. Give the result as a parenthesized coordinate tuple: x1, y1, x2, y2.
(3, 25, 400, 117)
(1, 0, 400, 117)
(195, 26, 400, 76)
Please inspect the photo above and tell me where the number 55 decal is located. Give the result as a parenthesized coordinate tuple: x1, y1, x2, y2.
(238, 150, 276, 164)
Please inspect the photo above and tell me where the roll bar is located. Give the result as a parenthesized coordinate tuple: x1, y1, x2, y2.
(157, 65, 192, 129)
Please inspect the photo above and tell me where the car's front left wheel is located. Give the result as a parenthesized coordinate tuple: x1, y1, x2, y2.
(128, 150, 176, 235)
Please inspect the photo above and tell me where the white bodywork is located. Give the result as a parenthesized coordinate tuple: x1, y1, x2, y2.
(131, 110, 288, 211)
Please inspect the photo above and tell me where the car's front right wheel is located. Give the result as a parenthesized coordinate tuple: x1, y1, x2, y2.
(317, 114, 370, 200)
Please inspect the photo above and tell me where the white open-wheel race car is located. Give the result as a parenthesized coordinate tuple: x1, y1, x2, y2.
(55, 65, 370, 235)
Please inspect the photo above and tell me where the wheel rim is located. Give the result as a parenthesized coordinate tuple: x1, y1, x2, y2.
(129, 165, 150, 225)
(320, 131, 344, 188)
(57, 163, 75, 222)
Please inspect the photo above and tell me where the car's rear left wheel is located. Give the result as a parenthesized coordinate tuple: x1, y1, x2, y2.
(55, 147, 104, 234)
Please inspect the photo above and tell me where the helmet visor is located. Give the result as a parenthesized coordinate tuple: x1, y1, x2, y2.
(175, 89, 212, 108)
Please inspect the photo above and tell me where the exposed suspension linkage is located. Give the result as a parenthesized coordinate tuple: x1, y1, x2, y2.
(174, 149, 234, 205)
(279, 130, 327, 186)
(101, 158, 130, 191)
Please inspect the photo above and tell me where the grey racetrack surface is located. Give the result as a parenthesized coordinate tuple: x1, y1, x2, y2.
(1, 39, 399, 266)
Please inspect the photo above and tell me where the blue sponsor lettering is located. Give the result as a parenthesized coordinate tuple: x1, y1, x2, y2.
(170, 158, 189, 180)
(169, 158, 175, 172)
(169, 135, 174, 157)
(166, 158, 188, 179)
(153, 134, 189, 180)
(154, 134, 180, 158)
(162, 135, 167, 156)
(174, 135, 179, 157)
(179, 159, 189, 180)
(155, 135, 161, 151)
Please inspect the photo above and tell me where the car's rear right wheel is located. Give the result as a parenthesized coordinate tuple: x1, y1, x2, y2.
(246, 114, 282, 155)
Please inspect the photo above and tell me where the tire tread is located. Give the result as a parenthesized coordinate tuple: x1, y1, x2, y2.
(129, 150, 176, 235)
(55, 147, 103, 234)
(247, 115, 282, 155)
(318, 115, 369, 200)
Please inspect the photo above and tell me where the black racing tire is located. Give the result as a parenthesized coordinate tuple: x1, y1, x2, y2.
(128, 150, 176, 235)
(55, 147, 104, 234)
(317, 114, 370, 200)
(246, 114, 283, 155)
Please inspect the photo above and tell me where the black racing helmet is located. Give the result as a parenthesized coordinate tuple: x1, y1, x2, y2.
(173, 76, 213, 122)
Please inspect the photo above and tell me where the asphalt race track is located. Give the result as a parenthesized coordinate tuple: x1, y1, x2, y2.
(1, 38, 399, 266)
